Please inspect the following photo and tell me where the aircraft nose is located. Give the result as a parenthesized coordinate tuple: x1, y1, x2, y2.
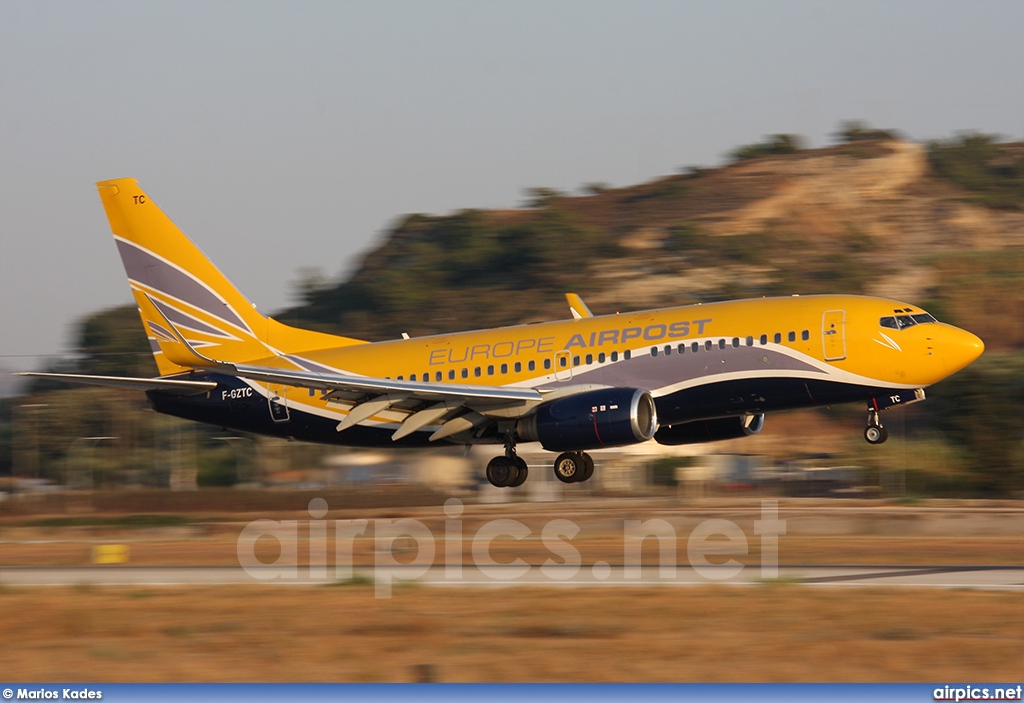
(941, 326, 985, 376)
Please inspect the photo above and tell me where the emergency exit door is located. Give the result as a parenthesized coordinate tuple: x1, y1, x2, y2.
(268, 384, 290, 423)
(822, 310, 846, 361)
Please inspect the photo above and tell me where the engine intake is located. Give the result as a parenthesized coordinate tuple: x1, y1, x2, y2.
(517, 387, 658, 452)
(654, 413, 765, 445)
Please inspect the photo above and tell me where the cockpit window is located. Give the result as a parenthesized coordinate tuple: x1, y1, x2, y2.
(880, 313, 937, 330)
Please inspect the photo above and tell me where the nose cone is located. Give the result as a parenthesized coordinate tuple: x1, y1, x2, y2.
(941, 326, 985, 376)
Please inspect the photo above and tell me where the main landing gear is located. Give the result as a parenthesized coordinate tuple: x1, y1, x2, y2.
(485, 435, 529, 488)
(553, 451, 595, 484)
(485, 453, 529, 488)
(485, 437, 595, 488)
(864, 409, 889, 445)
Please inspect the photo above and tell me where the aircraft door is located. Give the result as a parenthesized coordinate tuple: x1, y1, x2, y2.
(822, 310, 847, 361)
(553, 350, 573, 381)
(268, 384, 290, 423)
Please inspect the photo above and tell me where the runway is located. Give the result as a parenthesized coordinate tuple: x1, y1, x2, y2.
(1, 564, 1020, 589)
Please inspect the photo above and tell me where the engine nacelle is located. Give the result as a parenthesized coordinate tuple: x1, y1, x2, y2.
(654, 413, 765, 445)
(517, 387, 658, 452)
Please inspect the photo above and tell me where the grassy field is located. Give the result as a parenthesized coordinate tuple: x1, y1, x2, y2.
(1, 533, 1021, 567)
(1, 585, 1020, 682)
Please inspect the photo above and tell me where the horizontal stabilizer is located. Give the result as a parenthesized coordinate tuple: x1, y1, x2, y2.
(17, 372, 217, 394)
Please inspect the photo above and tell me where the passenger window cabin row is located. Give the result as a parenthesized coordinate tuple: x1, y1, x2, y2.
(392, 350, 637, 382)
(389, 329, 814, 382)
(650, 330, 810, 357)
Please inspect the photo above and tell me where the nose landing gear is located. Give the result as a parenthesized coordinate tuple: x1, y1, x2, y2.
(863, 389, 925, 444)
(864, 409, 889, 445)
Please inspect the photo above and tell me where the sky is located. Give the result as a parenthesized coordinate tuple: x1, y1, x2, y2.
(1, 0, 1022, 373)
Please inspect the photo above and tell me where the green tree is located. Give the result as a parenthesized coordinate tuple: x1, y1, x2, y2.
(729, 134, 805, 162)
(523, 187, 567, 208)
(832, 120, 900, 142)
(927, 133, 1024, 209)
(926, 353, 1024, 496)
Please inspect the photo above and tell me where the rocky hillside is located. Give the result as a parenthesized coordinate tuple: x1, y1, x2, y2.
(286, 137, 1023, 350)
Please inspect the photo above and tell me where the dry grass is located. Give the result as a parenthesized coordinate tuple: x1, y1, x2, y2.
(1, 529, 1019, 567)
(1, 585, 1020, 682)
(2, 499, 1022, 568)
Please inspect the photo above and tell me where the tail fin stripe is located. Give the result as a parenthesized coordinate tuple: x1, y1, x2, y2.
(148, 297, 240, 340)
(114, 238, 251, 333)
(282, 354, 348, 376)
(146, 321, 177, 343)
(145, 292, 232, 368)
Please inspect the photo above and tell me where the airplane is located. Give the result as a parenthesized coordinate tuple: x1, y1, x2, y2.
(23, 178, 985, 488)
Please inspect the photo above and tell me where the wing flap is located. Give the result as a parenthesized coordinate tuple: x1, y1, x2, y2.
(430, 411, 487, 442)
(392, 401, 459, 441)
(335, 394, 403, 432)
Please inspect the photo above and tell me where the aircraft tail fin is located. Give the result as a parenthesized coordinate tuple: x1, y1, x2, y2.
(97, 178, 362, 376)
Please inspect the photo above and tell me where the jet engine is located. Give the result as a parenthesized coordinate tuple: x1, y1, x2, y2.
(517, 387, 658, 452)
(654, 413, 765, 445)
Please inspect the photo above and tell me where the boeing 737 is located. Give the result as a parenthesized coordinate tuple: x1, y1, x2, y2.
(24, 178, 985, 487)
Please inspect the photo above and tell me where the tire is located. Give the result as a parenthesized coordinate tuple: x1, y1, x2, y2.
(486, 456, 515, 487)
(864, 425, 887, 445)
(579, 452, 594, 482)
(553, 452, 582, 483)
(509, 457, 529, 487)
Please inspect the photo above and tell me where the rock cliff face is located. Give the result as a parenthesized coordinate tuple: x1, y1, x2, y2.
(285, 139, 1022, 350)
(593, 140, 1019, 300)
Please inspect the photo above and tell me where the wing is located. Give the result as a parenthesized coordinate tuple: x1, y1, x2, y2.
(30, 298, 558, 443)
(142, 293, 547, 439)
(22, 363, 546, 442)
(231, 361, 546, 441)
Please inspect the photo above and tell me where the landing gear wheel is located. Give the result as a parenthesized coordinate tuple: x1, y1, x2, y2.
(486, 456, 518, 487)
(579, 452, 594, 482)
(864, 425, 889, 445)
(508, 457, 529, 487)
(553, 452, 583, 483)
(863, 407, 889, 445)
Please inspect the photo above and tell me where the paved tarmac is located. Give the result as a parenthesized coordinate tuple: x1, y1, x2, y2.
(1, 564, 1020, 589)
